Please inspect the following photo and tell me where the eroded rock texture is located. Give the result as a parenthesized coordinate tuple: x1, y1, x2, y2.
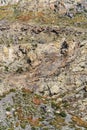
(0, 21, 87, 96)
(0, 0, 87, 129)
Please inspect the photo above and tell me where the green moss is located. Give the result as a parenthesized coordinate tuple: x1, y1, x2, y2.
(31, 127, 41, 130)
(4, 66, 9, 71)
(31, 127, 36, 130)
(51, 101, 60, 110)
(59, 111, 67, 117)
(16, 67, 23, 73)
(20, 121, 27, 129)
(62, 101, 69, 108)
(6, 107, 11, 111)
(75, 128, 82, 130)
(41, 128, 49, 130)
(7, 128, 14, 130)
(10, 89, 16, 93)
(0, 126, 7, 130)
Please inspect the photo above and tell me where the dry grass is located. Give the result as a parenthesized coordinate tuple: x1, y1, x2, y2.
(0, 5, 13, 19)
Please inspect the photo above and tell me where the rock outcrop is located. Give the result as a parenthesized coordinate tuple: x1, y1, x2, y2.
(0, 20, 87, 96)
(0, 0, 87, 14)
(0, 0, 87, 129)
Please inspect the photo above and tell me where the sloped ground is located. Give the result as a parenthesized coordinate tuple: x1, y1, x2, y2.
(0, 88, 87, 130)
(0, 1, 87, 129)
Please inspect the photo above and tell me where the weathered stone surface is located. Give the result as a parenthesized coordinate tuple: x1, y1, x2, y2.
(0, 0, 87, 129)
(0, 0, 87, 15)
(0, 21, 87, 96)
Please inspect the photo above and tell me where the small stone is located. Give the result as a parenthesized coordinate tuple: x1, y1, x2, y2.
(12, 108, 15, 112)
(56, 98, 62, 102)
(6, 111, 12, 118)
(55, 110, 60, 114)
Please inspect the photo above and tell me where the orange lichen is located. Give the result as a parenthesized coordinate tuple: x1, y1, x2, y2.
(22, 88, 32, 93)
(17, 14, 32, 21)
(32, 97, 42, 105)
(27, 116, 40, 127)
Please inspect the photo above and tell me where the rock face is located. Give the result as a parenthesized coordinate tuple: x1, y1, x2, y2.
(0, 0, 87, 14)
(0, 0, 87, 129)
(0, 0, 87, 100)
(0, 21, 87, 96)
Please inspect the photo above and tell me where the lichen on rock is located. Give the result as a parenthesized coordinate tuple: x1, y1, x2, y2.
(0, 0, 87, 129)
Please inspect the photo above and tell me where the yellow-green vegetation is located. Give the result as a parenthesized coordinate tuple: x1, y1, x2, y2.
(0, 2, 87, 130)
(51, 100, 60, 110)
(50, 116, 65, 129)
(0, 3, 87, 29)
(0, 5, 14, 20)
(0, 88, 87, 129)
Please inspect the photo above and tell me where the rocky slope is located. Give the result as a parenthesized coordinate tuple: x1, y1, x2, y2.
(0, 20, 87, 95)
(0, 0, 87, 130)
(0, 0, 87, 13)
